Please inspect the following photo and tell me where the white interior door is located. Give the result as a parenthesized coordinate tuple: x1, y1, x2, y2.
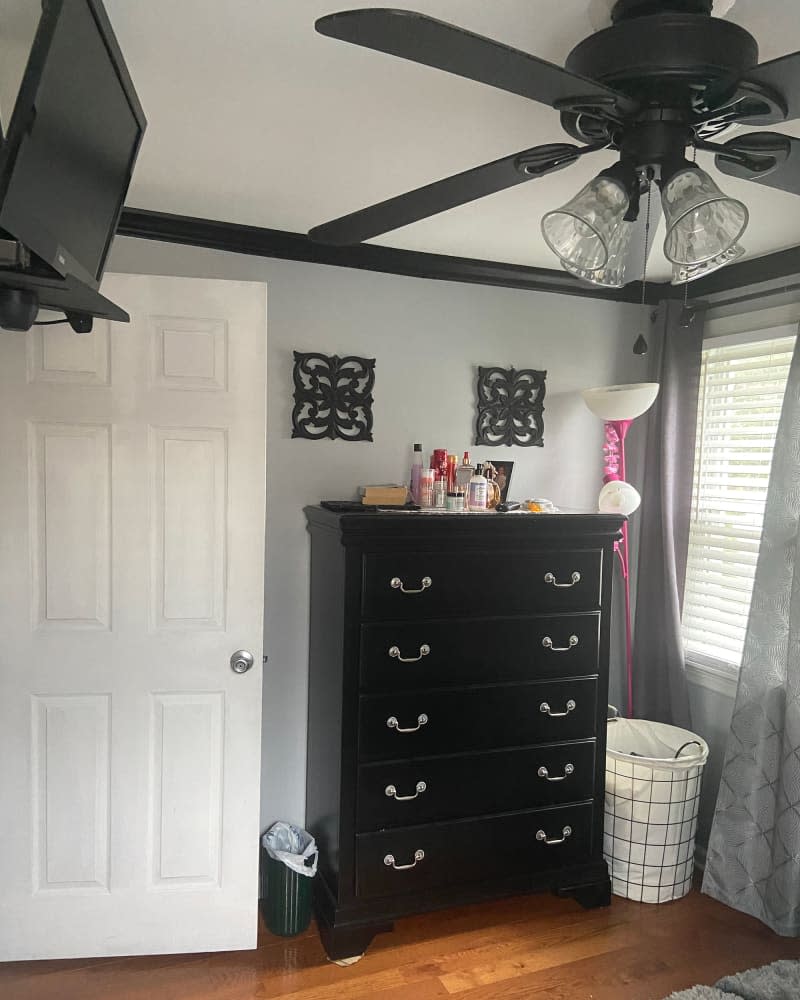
(0, 273, 267, 960)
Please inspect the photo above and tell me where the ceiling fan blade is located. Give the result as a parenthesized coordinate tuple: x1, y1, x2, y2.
(715, 132, 800, 196)
(309, 143, 596, 245)
(315, 9, 636, 116)
(738, 51, 800, 124)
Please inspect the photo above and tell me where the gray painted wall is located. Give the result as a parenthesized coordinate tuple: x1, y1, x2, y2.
(108, 236, 649, 830)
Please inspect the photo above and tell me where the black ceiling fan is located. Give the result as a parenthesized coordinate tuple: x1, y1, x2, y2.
(308, 0, 800, 285)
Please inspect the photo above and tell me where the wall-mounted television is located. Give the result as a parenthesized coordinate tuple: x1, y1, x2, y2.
(0, 0, 146, 329)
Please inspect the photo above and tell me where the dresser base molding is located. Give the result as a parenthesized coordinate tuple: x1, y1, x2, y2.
(313, 860, 612, 961)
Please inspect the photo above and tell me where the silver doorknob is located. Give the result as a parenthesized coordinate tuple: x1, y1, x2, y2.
(230, 650, 254, 674)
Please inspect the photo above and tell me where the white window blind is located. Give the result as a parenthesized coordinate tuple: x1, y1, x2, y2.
(682, 332, 796, 668)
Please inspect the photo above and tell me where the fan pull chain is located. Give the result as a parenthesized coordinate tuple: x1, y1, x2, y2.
(633, 176, 653, 356)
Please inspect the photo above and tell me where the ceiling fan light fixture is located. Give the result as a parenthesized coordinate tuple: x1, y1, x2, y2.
(541, 171, 631, 272)
(671, 242, 745, 284)
(560, 218, 637, 288)
(661, 165, 749, 266)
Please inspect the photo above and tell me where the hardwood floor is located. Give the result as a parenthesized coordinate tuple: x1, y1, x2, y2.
(1, 889, 798, 1000)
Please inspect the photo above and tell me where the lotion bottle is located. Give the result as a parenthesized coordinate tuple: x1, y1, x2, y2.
(467, 463, 488, 511)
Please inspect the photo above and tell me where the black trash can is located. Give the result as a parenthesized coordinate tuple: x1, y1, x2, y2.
(260, 822, 317, 937)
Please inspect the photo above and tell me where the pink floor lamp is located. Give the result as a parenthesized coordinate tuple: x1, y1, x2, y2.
(581, 383, 660, 717)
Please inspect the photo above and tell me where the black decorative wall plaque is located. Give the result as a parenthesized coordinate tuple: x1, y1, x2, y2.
(292, 351, 375, 441)
(474, 366, 546, 447)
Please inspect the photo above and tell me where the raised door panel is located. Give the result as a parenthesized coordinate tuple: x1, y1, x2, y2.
(31, 695, 110, 893)
(149, 427, 227, 630)
(27, 322, 111, 386)
(150, 316, 228, 391)
(149, 693, 224, 889)
(28, 422, 111, 630)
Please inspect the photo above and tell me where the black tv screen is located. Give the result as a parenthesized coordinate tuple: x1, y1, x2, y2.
(0, 0, 145, 290)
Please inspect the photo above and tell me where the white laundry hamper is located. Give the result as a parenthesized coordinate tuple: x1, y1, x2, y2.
(604, 714, 709, 903)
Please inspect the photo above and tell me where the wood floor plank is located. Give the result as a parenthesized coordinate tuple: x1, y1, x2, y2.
(1, 890, 798, 1000)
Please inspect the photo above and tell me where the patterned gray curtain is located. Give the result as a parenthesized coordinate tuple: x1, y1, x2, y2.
(702, 327, 800, 936)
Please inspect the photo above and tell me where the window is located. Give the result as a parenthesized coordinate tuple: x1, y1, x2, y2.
(682, 330, 796, 670)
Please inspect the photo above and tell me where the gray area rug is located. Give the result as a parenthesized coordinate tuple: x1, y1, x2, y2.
(665, 961, 800, 1000)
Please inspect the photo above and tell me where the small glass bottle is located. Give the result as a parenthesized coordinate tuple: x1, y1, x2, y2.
(419, 468, 435, 508)
(410, 443, 423, 504)
(433, 475, 446, 508)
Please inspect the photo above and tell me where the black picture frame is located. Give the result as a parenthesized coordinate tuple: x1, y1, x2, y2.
(484, 460, 514, 503)
(475, 366, 546, 447)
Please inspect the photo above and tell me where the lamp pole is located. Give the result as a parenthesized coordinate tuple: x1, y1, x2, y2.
(603, 419, 635, 715)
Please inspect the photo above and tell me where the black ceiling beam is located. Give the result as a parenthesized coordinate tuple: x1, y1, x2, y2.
(117, 207, 667, 305)
(688, 244, 800, 301)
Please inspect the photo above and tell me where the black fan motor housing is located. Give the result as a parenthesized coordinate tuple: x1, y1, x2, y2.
(566, 12, 758, 96)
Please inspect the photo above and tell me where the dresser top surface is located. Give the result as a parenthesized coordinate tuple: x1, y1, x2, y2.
(305, 505, 624, 542)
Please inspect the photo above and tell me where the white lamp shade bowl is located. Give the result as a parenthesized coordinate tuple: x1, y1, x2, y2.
(598, 480, 641, 517)
(581, 382, 660, 421)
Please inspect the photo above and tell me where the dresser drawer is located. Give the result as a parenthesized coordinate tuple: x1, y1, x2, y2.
(355, 803, 594, 899)
(357, 741, 596, 831)
(361, 550, 602, 620)
(360, 614, 600, 691)
(359, 678, 598, 761)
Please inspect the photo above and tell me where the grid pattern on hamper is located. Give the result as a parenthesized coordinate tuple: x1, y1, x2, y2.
(603, 755, 704, 903)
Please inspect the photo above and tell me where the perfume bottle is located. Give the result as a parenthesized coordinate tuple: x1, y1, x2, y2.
(455, 451, 474, 492)
(484, 463, 501, 510)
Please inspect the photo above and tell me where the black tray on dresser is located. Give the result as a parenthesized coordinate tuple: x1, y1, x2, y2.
(304, 506, 624, 961)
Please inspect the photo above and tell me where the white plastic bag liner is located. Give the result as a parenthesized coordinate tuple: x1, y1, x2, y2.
(261, 822, 318, 877)
(604, 718, 709, 904)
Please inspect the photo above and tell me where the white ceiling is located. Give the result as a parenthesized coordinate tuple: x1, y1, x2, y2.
(8, 1, 800, 280)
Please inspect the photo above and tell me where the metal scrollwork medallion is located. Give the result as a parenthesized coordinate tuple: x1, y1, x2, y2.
(292, 351, 375, 441)
(474, 366, 546, 447)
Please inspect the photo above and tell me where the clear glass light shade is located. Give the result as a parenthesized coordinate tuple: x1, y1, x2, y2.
(671, 242, 745, 284)
(541, 175, 630, 272)
(560, 220, 635, 288)
(582, 382, 660, 421)
(662, 167, 748, 266)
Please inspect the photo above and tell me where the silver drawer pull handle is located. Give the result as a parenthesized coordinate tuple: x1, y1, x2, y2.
(384, 849, 424, 870)
(389, 643, 431, 663)
(536, 825, 572, 846)
(540, 699, 576, 717)
(542, 635, 579, 652)
(538, 763, 575, 782)
(390, 576, 432, 594)
(386, 713, 428, 733)
(385, 781, 427, 801)
(544, 571, 581, 588)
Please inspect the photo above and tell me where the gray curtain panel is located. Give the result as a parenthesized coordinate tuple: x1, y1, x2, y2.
(631, 299, 703, 726)
(703, 328, 800, 937)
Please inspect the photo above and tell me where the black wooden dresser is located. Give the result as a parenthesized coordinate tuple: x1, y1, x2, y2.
(304, 506, 624, 960)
